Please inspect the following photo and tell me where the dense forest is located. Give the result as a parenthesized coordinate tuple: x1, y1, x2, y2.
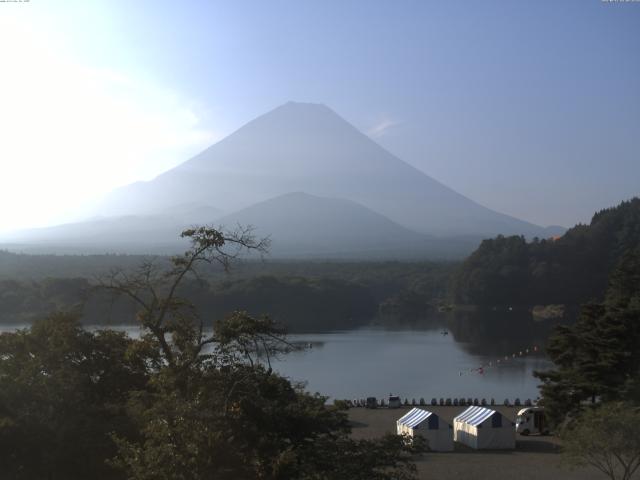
(450, 198, 640, 307)
(0, 258, 455, 332)
(3, 198, 640, 331)
(535, 246, 640, 425)
(0, 250, 154, 279)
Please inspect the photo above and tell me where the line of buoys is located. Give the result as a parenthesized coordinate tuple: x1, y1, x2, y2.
(458, 345, 540, 377)
(345, 397, 536, 408)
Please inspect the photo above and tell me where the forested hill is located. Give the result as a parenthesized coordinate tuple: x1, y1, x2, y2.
(450, 198, 640, 307)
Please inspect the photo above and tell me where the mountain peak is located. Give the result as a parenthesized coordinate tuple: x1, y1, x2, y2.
(95, 102, 547, 239)
(249, 100, 350, 130)
(177, 100, 366, 176)
(279, 100, 329, 110)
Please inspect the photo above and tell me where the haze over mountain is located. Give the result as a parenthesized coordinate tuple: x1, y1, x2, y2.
(2, 102, 564, 257)
(1, 215, 191, 254)
(98, 102, 554, 236)
(216, 192, 478, 259)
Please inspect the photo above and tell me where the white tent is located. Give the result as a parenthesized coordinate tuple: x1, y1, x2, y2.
(453, 406, 515, 450)
(396, 408, 454, 452)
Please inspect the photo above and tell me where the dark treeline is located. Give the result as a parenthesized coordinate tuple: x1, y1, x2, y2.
(0, 261, 456, 332)
(204, 276, 375, 331)
(0, 250, 452, 282)
(535, 247, 640, 426)
(0, 250, 156, 280)
(4, 197, 640, 331)
(450, 198, 640, 307)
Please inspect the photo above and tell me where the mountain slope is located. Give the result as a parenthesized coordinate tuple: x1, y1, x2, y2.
(3, 192, 480, 258)
(215, 192, 473, 258)
(1, 202, 223, 254)
(98, 101, 549, 237)
(1, 215, 190, 253)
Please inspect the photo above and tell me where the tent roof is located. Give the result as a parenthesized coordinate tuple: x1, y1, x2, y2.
(454, 406, 497, 426)
(397, 408, 433, 428)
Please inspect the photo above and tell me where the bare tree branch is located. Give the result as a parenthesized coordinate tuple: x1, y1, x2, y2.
(94, 225, 270, 370)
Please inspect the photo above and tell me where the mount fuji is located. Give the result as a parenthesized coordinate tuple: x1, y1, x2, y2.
(3, 102, 562, 257)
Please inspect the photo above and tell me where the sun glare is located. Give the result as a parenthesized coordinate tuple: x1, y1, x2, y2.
(0, 6, 217, 234)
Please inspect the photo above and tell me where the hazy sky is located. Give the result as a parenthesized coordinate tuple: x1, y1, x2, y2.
(1, 0, 638, 232)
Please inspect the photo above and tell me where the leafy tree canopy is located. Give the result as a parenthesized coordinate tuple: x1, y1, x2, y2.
(0, 227, 422, 479)
(560, 402, 640, 480)
(535, 248, 640, 426)
(451, 198, 640, 307)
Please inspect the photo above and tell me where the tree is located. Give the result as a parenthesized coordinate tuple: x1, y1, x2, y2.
(98, 226, 422, 479)
(1, 226, 423, 478)
(560, 403, 640, 480)
(99, 225, 270, 371)
(0, 312, 150, 480)
(111, 352, 413, 480)
(450, 198, 640, 307)
(535, 248, 640, 426)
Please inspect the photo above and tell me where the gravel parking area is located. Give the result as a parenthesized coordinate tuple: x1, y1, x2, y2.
(348, 406, 603, 480)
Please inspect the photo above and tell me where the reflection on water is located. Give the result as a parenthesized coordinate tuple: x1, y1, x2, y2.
(272, 311, 560, 400)
(0, 311, 562, 401)
(445, 309, 560, 357)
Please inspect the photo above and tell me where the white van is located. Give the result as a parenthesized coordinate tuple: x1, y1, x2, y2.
(515, 407, 548, 435)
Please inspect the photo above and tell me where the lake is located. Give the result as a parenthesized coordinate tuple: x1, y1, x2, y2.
(272, 327, 551, 402)
(0, 311, 557, 402)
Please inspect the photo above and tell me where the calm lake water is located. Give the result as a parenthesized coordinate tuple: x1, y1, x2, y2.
(273, 327, 551, 401)
(0, 311, 556, 402)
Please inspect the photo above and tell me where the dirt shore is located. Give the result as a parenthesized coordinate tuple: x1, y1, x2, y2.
(348, 406, 603, 480)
